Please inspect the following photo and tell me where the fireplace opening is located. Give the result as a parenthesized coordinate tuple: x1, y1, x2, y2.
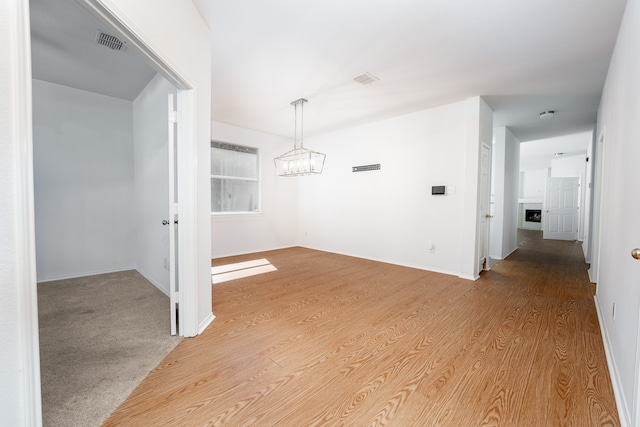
(525, 209, 542, 223)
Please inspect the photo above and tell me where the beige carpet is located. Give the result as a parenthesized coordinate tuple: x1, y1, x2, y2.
(38, 270, 182, 427)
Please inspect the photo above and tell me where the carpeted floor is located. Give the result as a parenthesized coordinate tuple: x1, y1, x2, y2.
(38, 270, 182, 427)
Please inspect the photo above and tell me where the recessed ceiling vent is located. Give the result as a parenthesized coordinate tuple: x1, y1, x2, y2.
(354, 72, 379, 85)
(95, 30, 127, 51)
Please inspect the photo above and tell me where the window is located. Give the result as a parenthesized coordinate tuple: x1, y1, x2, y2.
(211, 141, 259, 213)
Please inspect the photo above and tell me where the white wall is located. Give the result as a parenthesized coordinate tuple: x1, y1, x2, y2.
(520, 132, 591, 171)
(133, 73, 175, 294)
(32, 80, 135, 281)
(211, 122, 298, 258)
(490, 126, 520, 259)
(519, 168, 547, 202)
(594, 0, 640, 424)
(550, 154, 586, 178)
(100, 0, 213, 335)
(297, 97, 490, 279)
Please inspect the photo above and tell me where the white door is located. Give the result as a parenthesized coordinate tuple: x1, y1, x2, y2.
(167, 93, 179, 335)
(543, 176, 579, 241)
(478, 143, 492, 272)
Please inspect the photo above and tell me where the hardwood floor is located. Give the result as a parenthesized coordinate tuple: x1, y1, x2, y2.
(103, 232, 619, 426)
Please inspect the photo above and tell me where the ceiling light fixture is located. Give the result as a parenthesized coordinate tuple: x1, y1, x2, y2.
(554, 152, 564, 157)
(539, 110, 555, 119)
(274, 98, 326, 176)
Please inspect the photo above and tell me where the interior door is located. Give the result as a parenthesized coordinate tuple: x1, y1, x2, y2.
(167, 93, 179, 335)
(543, 176, 579, 241)
(478, 143, 491, 272)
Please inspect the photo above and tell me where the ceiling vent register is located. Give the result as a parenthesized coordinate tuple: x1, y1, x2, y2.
(95, 31, 127, 51)
(353, 72, 379, 85)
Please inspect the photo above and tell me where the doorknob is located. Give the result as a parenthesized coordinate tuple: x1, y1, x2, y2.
(632, 248, 640, 260)
(485, 214, 493, 218)
(162, 220, 170, 225)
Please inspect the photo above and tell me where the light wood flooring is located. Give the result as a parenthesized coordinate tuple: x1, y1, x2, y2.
(103, 232, 619, 426)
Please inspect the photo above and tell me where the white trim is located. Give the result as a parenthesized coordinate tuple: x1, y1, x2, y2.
(299, 246, 469, 280)
(594, 295, 630, 427)
(11, 0, 42, 424)
(590, 129, 606, 286)
(136, 268, 170, 298)
(36, 266, 137, 283)
(77, 1, 191, 91)
(213, 245, 473, 280)
(176, 87, 201, 337)
(198, 312, 216, 335)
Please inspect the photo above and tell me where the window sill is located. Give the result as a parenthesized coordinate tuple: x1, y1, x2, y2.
(211, 211, 262, 221)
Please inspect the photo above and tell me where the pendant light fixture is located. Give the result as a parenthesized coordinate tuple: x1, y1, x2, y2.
(274, 98, 326, 176)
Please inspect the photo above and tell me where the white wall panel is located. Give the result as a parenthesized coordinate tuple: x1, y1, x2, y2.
(33, 80, 135, 281)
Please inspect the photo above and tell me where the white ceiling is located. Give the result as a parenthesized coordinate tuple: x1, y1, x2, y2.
(192, 0, 626, 143)
(30, 0, 627, 152)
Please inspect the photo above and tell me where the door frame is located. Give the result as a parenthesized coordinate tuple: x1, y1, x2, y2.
(8, 1, 41, 424)
(79, 0, 199, 336)
(478, 142, 492, 272)
(10, 0, 201, 423)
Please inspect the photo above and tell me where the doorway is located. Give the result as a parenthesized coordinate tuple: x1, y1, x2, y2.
(30, 0, 187, 424)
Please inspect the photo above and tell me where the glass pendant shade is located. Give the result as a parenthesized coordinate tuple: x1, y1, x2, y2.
(275, 98, 326, 176)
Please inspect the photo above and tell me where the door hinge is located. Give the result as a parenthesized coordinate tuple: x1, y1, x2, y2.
(173, 203, 179, 215)
(169, 110, 179, 123)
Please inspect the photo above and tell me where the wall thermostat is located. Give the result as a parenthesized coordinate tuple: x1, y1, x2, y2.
(432, 185, 446, 195)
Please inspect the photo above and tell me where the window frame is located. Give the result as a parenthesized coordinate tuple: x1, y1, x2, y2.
(210, 140, 261, 215)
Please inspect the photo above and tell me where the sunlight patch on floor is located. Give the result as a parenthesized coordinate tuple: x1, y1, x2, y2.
(211, 258, 277, 284)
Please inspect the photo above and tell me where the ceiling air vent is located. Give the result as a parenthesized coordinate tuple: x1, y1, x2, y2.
(95, 30, 127, 51)
(352, 164, 381, 172)
(353, 72, 379, 85)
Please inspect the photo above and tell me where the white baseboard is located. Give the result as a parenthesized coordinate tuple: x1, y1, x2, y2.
(135, 267, 170, 297)
(198, 312, 215, 335)
(37, 266, 137, 283)
(299, 245, 465, 280)
(594, 295, 631, 427)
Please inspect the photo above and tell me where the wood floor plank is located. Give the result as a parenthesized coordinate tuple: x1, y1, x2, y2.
(103, 235, 619, 426)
